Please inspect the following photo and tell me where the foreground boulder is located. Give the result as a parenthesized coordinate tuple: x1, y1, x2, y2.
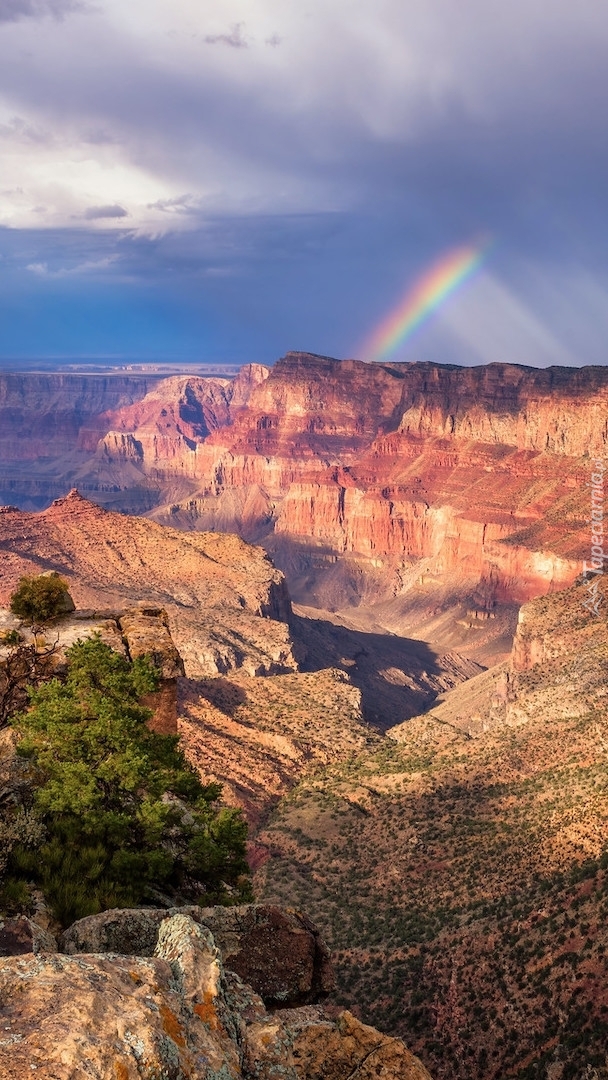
(0, 916, 241, 1080)
(60, 903, 334, 1006)
(0, 910, 432, 1079)
(193, 904, 335, 1006)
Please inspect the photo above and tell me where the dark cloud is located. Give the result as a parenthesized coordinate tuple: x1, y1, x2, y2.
(83, 204, 128, 220)
(0, 0, 85, 22)
(1, 1, 608, 364)
(3, 207, 608, 368)
(204, 22, 247, 48)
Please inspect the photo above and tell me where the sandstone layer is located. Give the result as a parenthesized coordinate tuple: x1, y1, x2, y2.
(0, 372, 158, 462)
(0, 366, 266, 513)
(142, 353, 602, 623)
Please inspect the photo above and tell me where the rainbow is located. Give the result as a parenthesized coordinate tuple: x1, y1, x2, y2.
(362, 240, 489, 362)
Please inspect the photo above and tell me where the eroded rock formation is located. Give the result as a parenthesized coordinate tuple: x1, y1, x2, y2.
(165, 354, 598, 613)
(0, 492, 296, 680)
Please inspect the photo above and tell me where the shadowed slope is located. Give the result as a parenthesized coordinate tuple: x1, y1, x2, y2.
(255, 576, 608, 1080)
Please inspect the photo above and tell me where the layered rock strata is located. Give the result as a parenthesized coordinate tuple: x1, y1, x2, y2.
(1, 355, 603, 618)
(0, 372, 158, 462)
(98, 353, 601, 619)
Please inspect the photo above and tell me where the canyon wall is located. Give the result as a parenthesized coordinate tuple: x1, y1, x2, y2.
(0, 372, 159, 460)
(144, 353, 604, 611)
(1, 353, 606, 616)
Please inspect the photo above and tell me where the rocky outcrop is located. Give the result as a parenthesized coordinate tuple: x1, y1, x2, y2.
(0, 600, 187, 734)
(509, 578, 607, 674)
(60, 904, 334, 1006)
(0, 908, 431, 1080)
(0, 492, 297, 680)
(279, 1007, 433, 1080)
(119, 606, 185, 734)
(392, 573, 608, 739)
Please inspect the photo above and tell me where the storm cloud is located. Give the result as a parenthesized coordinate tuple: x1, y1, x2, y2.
(1, 0, 607, 364)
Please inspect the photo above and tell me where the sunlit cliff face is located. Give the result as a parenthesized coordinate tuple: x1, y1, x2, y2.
(1, 354, 602, 628)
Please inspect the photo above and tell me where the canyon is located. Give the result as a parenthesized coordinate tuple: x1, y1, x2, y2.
(0, 483, 607, 1077)
(256, 573, 608, 1080)
(1, 354, 607, 1078)
(2, 355, 603, 660)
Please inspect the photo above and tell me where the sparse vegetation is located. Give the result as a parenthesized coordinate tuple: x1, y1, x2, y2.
(254, 582, 608, 1079)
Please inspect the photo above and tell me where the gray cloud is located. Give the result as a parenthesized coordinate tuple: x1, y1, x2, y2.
(0, 0, 85, 22)
(1, 1, 608, 364)
(146, 194, 197, 215)
(83, 204, 128, 220)
(204, 22, 247, 48)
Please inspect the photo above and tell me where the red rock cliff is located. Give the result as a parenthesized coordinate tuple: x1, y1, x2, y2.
(2, 354, 605, 610)
(146, 354, 604, 606)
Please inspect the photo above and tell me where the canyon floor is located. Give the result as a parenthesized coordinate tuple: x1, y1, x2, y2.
(257, 578, 608, 1080)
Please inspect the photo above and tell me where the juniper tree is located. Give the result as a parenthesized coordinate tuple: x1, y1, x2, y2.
(7, 635, 251, 925)
(10, 574, 72, 626)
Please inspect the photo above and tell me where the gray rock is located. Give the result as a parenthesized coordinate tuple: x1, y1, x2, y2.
(60, 906, 176, 956)
(60, 903, 335, 1007)
(0, 915, 57, 956)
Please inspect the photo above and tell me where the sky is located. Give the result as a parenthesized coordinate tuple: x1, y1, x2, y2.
(1, 0, 608, 368)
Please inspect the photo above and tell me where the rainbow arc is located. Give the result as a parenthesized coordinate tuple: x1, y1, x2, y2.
(362, 240, 489, 362)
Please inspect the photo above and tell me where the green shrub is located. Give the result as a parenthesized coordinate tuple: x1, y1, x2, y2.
(10, 574, 72, 625)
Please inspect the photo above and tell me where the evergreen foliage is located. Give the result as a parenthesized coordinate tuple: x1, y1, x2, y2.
(9, 574, 71, 624)
(6, 636, 251, 925)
